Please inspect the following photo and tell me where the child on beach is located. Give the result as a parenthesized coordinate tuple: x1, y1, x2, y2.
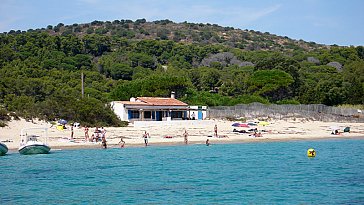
(90, 134, 95, 142)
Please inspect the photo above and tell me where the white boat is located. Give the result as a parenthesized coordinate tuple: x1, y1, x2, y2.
(0, 142, 8, 156)
(18, 128, 51, 155)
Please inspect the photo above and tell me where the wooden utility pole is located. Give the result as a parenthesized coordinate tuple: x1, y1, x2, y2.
(81, 72, 84, 98)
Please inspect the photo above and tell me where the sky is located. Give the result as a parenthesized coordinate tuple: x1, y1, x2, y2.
(1, 0, 363, 46)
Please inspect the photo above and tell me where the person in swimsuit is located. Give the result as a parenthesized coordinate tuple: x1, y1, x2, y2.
(183, 129, 188, 145)
(70, 124, 74, 140)
(119, 138, 125, 148)
(143, 131, 150, 146)
(84, 126, 89, 141)
(101, 136, 107, 149)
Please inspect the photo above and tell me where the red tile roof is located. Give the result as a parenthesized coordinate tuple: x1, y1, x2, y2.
(116, 101, 146, 105)
(137, 97, 188, 106)
(116, 97, 187, 106)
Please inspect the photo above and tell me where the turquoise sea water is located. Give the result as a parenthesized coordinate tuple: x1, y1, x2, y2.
(1, 139, 364, 204)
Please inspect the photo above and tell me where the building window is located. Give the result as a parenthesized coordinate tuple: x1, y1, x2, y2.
(144, 111, 151, 119)
(171, 111, 183, 118)
(130, 110, 140, 119)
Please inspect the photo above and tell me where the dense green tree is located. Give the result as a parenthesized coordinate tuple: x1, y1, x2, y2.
(110, 74, 191, 100)
(109, 63, 133, 80)
(248, 69, 294, 101)
(0, 21, 363, 126)
(60, 35, 82, 56)
(128, 52, 156, 69)
(342, 61, 364, 104)
(83, 34, 111, 56)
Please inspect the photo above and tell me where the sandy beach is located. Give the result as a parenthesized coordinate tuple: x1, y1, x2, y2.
(1, 118, 364, 151)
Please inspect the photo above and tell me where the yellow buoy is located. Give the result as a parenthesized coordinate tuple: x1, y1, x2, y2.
(307, 148, 316, 157)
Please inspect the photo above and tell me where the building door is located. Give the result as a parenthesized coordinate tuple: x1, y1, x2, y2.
(198, 111, 203, 120)
(156, 111, 163, 121)
(198, 106, 203, 120)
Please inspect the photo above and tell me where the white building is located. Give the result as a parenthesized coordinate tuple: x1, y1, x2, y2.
(188, 105, 208, 120)
(111, 95, 190, 123)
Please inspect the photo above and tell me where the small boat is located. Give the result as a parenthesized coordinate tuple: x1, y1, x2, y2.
(0, 142, 8, 156)
(18, 128, 51, 155)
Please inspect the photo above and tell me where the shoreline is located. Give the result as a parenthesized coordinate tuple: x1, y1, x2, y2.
(6, 134, 364, 152)
(2, 119, 364, 152)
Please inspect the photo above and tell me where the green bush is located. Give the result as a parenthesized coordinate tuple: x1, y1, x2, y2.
(275, 99, 300, 105)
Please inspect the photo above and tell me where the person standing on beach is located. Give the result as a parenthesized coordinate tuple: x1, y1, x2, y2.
(191, 112, 196, 120)
(70, 124, 74, 140)
(101, 127, 106, 139)
(101, 136, 107, 149)
(94, 127, 100, 141)
(84, 126, 89, 142)
(143, 131, 150, 146)
(183, 129, 188, 144)
(214, 124, 218, 137)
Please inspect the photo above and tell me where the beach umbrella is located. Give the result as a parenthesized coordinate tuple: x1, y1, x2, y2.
(247, 122, 257, 126)
(58, 119, 68, 125)
(238, 124, 249, 128)
(258, 121, 269, 126)
(232, 123, 241, 127)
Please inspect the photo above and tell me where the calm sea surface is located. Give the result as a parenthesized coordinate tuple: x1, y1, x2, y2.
(1, 139, 364, 204)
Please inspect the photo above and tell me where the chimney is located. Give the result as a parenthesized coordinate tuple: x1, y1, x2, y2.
(171, 91, 175, 99)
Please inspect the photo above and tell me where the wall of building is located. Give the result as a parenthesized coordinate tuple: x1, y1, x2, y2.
(189, 106, 208, 120)
(111, 102, 128, 121)
(134, 119, 215, 128)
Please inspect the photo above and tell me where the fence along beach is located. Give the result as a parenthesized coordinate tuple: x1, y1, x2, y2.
(209, 103, 364, 123)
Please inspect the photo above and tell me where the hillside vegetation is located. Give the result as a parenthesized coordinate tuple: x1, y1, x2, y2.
(1, 19, 363, 126)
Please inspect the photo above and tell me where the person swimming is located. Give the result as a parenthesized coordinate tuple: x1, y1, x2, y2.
(206, 139, 210, 146)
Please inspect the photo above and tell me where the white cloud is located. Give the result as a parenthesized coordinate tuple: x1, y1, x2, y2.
(246, 4, 282, 22)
